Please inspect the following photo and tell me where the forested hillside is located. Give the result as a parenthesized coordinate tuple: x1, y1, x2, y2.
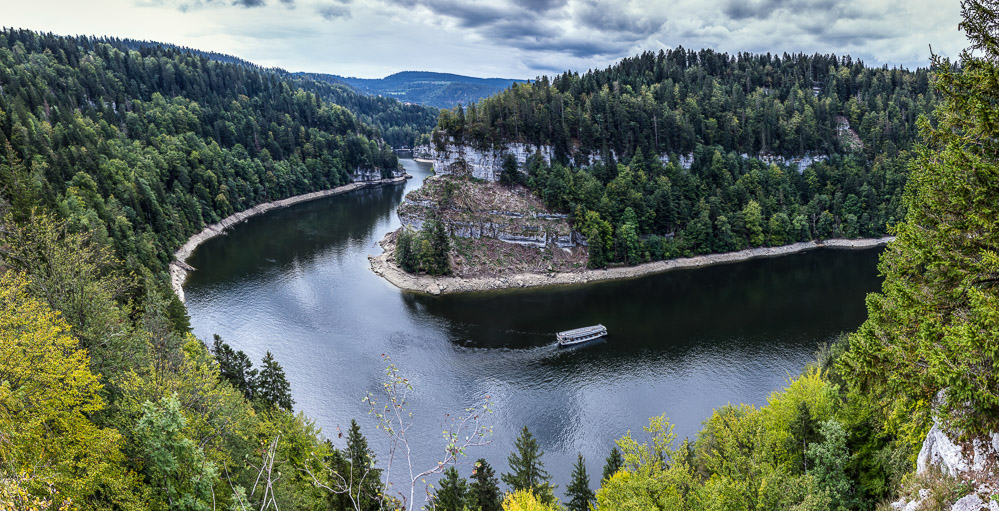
(120, 37, 442, 148)
(2, 1, 996, 508)
(0, 28, 414, 281)
(307, 71, 524, 109)
(431, 50, 935, 267)
(439, 49, 932, 159)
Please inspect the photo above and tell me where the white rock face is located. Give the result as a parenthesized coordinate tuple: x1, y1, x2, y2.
(431, 136, 829, 182)
(431, 139, 559, 181)
(892, 489, 930, 511)
(918, 423, 972, 476)
(950, 494, 984, 511)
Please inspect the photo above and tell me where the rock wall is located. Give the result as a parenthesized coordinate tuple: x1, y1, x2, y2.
(893, 421, 999, 511)
(431, 136, 829, 181)
(398, 203, 576, 249)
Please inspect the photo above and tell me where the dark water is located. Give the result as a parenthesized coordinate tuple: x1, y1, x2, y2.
(184, 158, 884, 497)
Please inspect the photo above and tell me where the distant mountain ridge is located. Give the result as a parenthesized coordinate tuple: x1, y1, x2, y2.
(298, 71, 526, 109)
(119, 39, 522, 111)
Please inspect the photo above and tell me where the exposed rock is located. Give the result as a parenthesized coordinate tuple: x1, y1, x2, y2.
(430, 134, 829, 182)
(398, 175, 581, 249)
(951, 494, 984, 511)
(919, 423, 972, 476)
(893, 420, 999, 511)
(892, 489, 930, 511)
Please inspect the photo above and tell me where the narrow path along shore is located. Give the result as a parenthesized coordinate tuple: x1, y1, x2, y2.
(368, 234, 895, 295)
(170, 174, 409, 302)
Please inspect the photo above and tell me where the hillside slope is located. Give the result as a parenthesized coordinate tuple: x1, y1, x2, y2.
(303, 70, 524, 109)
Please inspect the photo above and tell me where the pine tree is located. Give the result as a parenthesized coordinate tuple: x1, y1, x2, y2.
(502, 426, 555, 504)
(255, 351, 294, 411)
(601, 447, 623, 483)
(346, 419, 382, 511)
(432, 467, 467, 511)
(843, 0, 999, 435)
(565, 454, 594, 511)
(210, 334, 256, 400)
(467, 458, 502, 511)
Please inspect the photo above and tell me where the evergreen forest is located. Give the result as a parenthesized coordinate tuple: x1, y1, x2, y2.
(2, 0, 998, 508)
(434, 48, 937, 266)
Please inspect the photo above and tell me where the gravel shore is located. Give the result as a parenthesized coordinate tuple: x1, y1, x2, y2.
(170, 175, 409, 302)
(368, 233, 894, 296)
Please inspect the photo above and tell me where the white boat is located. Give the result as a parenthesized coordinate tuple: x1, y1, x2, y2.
(557, 324, 608, 347)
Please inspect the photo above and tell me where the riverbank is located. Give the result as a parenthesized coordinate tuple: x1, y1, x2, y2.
(171, 174, 409, 302)
(368, 233, 894, 295)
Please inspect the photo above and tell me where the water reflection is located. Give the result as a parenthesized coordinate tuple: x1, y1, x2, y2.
(184, 158, 882, 492)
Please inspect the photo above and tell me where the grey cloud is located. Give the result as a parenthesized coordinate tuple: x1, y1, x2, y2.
(722, 0, 861, 21)
(576, 1, 665, 36)
(317, 3, 352, 20)
(513, 0, 569, 13)
(234, 0, 266, 6)
(377, 0, 661, 60)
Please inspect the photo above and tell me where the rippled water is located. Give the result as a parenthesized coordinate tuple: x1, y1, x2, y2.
(184, 158, 883, 495)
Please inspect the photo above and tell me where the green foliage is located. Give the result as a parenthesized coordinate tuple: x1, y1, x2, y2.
(0, 213, 147, 380)
(210, 334, 257, 401)
(807, 419, 854, 509)
(502, 427, 556, 505)
(437, 49, 926, 268)
(136, 393, 219, 511)
(396, 217, 452, 276)
(602, 447, 624, 483)
(0, 28, 403, 287)
(842, 0, 999, 436)
(501, 489, 562, 511)
(438, 49, 931, 161)
(500, 153, 524, 186)
(468, 459, 503, 511)
(432, 467, 468, 511)
(256, 351, 294, 412)
(0, 271, 138, 509)
(564, 454, 594, 511)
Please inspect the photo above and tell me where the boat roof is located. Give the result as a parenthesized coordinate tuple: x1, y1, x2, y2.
(557, 324, 606, 337)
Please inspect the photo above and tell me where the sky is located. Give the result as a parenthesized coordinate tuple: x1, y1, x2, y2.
(3, 0, 968, 79)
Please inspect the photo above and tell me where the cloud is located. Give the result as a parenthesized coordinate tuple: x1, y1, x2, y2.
(115, 0, 965, 78)
(721, 0, 860, 21)
(317, 3, 351, 19)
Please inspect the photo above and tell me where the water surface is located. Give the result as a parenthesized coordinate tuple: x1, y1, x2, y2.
(185, 158, 883, 495)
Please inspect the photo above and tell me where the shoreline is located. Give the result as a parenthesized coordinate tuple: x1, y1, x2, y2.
(170, 174, 409, 302)
(368, 233, 895, 295)
(412, 157, 434, 163)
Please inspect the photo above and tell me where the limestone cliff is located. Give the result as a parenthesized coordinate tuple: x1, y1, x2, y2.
(398, 175, 580, 249)
(430, 134, 830, 182)
(892, 422, 998, 511)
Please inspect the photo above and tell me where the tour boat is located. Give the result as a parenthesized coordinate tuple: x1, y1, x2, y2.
(556, 324, 608, 347)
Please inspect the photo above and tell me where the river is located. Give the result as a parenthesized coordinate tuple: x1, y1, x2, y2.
(184, 158, 883, 497)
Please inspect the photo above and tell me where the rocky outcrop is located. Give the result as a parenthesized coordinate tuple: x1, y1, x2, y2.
(893, 421, 999, 511)
(170, 170, 408, 303)
(413, 144, 433, 160)
(431, 135, 830, 182)
(431, 138, 557, 181)
(397, 175, 580, 249)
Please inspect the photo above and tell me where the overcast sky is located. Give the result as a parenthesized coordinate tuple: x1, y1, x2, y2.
(4, 0, 968, 79)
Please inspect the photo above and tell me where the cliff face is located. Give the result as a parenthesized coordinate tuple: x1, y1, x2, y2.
(430, 135, 829, 182)
(892, 422, 998, 511)
(398, 175, 580, 249)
